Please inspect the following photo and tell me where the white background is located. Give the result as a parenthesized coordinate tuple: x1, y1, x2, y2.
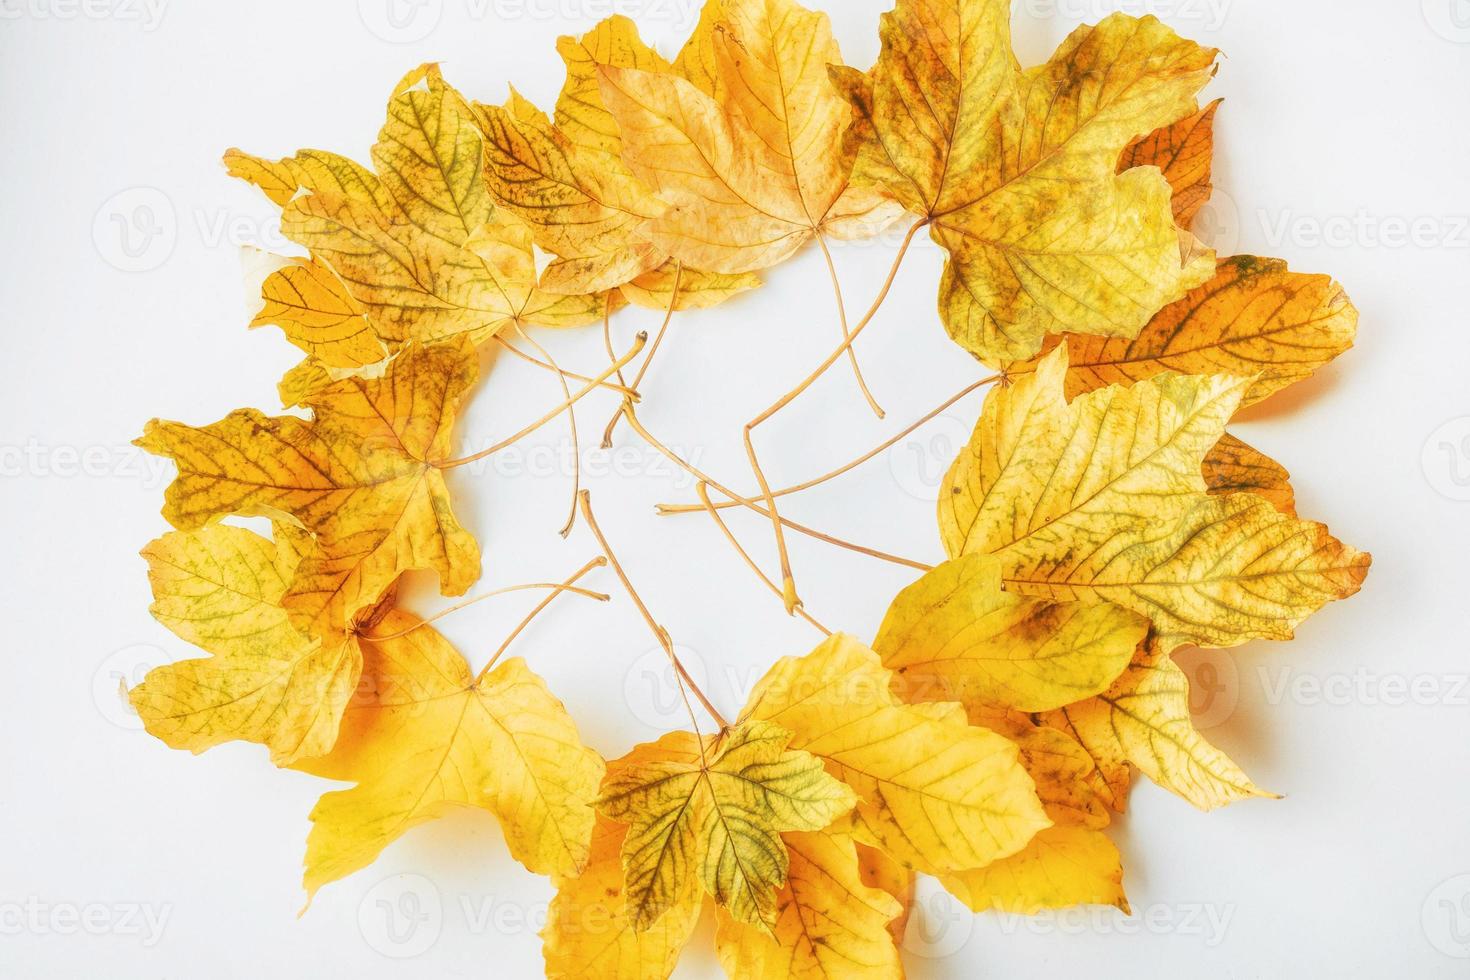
(3, 0, 1468, 976)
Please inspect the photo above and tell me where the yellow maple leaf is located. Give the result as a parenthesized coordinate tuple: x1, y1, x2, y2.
(249, 254, 386, 370)
(1120, 98, 1223, 227)
(714, 831, 904, 980)
(293, 609, 604, 897)
(595, 0, 899, 275)
(740, 633, 1049, 874)
(476, 86, 666, 294)
(942, 825, 1128, 914)
(874, 553, 1149, 713)
(1041, 644, 1274, 810)
(843, 3, 1219, 366)
(1021, 255, 1359, 408)
(130, 525, 361, 765)
(137, 339, 481, 638)
(596, 721, 856, 931)
(940, 345, 1369, 651)
(228, 64, 605, 347)
(542, 813, 701, 980)
(1204, 432, 1298, 516)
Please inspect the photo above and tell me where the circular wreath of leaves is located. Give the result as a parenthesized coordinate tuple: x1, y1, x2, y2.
(132, 2, 1369, 975)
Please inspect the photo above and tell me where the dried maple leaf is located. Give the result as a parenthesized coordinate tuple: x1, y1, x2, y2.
(713, 830, 905, 980)
(542, 814, 702, 979)
(595, 720, 856, 931)
(227, 64, 605, 350)
(1120, 97, 1222, 227)
(476, 85, 667, 293)
(250, 254, 386, 370)
(595, 0, 899, 275)
(1018, 254, 1359, 408)
(138, 339, 481, 638)
(1040, 642, 1274, 810)
(873, 553, 1149, 713)
(942, 825, 1128, 914)
(131, 525, 362, 765)
(839, 4, 1219, 366)
(1204, 432, 1298, 516)
(940, 345, 1370, 651)
(293, 609, 604, 897)
(739, 634, 1050, 874)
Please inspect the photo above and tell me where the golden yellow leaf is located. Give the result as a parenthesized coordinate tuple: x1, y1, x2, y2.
(475, 87, 666, 294)
(846, 4, 1219, 366)
(741, 633, 1049, 874)
(940, 345, 1369, 651)
(276, 356, 337, 409)
(1205, 432, 1297, 516)
(294, 610, 604, 897)
(250, 256, 385, 369)
(856, 844, 914, 947)
(1008, 723, 1115, 831)
(942, 826, 1128, 914)
(672, 0, 726, 100)
(1042, 646, 1272, 810)
(597, 0, 897, 274)
(232, 65, 605, 345)
(714, 831, 903, 980)
(1023, 256, 1359, 408)
(137, 340, 481, 638)
(554, 15, 672, 162)
(874, 553, 1149, 713)
(1120, 98, 1222, 227)
(130, 525, 360, 765)
(542, 814, 701, 980)
(597, 720, 856, 931)
(619, 262, 761, 311)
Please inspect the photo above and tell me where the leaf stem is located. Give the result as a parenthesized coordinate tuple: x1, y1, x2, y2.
(816, 233, 883, 419)
(512, 325, 581, 537)
(694, 482, 831, 635)
(438, 332, 646, 469)
(492, 335, 639, 396)
(621, 401, 932, 571)
(657, 373, 997, 515)
(602, 263, 682, 447)
(577, 490, 729, 732)
(478, 556, 608, 680)
(742, 218, 928, 612)
(360, 579, 610, 643)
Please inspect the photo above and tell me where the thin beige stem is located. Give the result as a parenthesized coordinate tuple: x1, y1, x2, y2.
(492, 336, 638, 397)
(657, 374, 998, 515)
(602, 263, 682, 448)
(514, 324, 580, 537)
(577, 490, 729, 732)
(478, 556, 607, 680)
(438, 332, 646, 470)
(695, 483, 830, 635)
(361, 580, 609, 643)
(816, 234, 883, 419)
(622, 402, 932, 572)
(743, 219, 929, 613)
